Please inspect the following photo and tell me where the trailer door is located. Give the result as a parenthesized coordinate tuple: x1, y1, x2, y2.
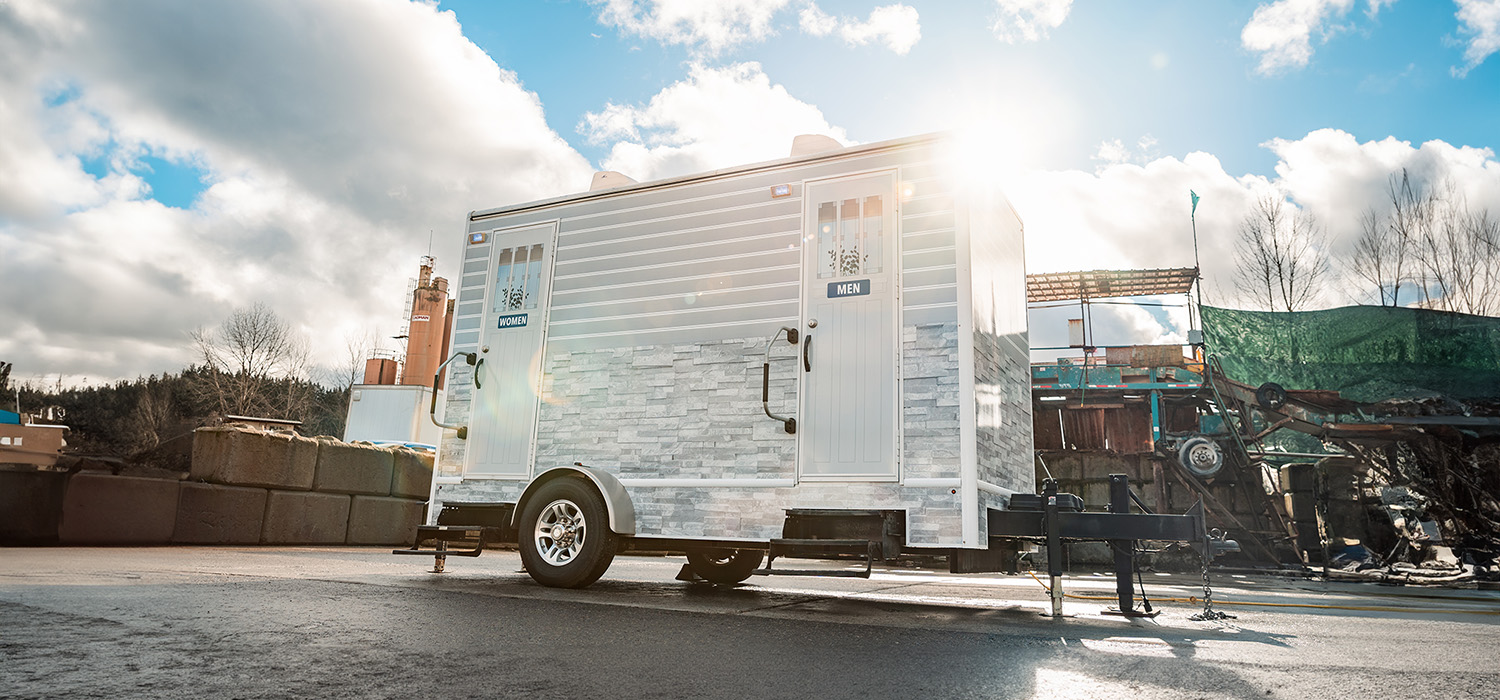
(799, 172, 898, 480)
(466, 222, 557, 478)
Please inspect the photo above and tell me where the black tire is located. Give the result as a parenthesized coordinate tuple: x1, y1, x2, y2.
(684, 548, 765, 584)
(518, 478, 617, 589)
(1177, 436, 1224, 478)
(1255, 382, 1288, 410)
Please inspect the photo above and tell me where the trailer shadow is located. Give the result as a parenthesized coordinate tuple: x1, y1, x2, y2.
(574, 577, 1303, 698)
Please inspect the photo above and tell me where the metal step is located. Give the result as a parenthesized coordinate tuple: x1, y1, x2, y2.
(392, 525, 487, 558)
(752, 538, 880, 579)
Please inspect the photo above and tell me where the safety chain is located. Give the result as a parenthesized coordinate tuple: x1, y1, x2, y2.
(1189, 556, 1235, 621)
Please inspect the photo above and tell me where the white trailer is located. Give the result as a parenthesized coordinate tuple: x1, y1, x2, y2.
(422, 132, 1037, 587)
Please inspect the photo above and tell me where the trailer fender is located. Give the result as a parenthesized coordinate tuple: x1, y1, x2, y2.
(513, 466, 636, 535)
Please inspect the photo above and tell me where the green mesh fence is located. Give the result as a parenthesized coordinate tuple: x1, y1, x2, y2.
(1202, 305, 1500, 403)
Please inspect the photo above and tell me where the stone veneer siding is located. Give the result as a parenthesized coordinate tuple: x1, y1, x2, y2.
(436, 323, 977, 546)
(973, 328, 1035, 533)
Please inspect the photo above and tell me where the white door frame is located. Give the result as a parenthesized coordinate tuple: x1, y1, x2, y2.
(795, 169, 902, 482)
(463, 219, 560, 480)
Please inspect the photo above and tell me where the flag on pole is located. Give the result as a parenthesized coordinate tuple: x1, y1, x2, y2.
(1190, 190, 1200, 216)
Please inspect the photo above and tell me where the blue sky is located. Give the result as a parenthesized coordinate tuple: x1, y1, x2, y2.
(441, 0, 1496, 176)
(2, 0, 1498, 382)
(105, 0, 1498, 216)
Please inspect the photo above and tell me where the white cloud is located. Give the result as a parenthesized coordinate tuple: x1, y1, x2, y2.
(1366, 0, 1398, 18)
(0, 0, 593, 383)
(800, 3, 921, 55)
(1454, 0, 1500, 77)
(990, 0, 1073, 44)
(1240, 0, 1355, 75)
(590, 0, 792, 54)
(1261, 129, 1500, 247)
(1011, 128, 1500, 315)
(579, 62, 849, 182)
(798, 3, 839, 36)
(1091, 135, 1160, 167)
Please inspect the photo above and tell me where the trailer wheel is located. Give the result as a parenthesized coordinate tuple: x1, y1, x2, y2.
(1178, 436, 1224, 478)
(685, 548, 764, 584)
(518, 478, 617, 588)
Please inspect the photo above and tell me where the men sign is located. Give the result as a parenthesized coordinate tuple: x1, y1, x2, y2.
(827, 279, 871, 298)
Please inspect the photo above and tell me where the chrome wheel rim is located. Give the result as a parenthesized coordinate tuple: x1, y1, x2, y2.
(534, 499, 586, 566)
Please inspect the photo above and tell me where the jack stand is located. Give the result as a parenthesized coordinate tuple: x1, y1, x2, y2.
(431, 541, 447, 573)
(1103, 607, 1160, 619)
(1042, 478, 1068, 618)
(1049, 574, 1064, 617)
(1100, 474, 1159, 619)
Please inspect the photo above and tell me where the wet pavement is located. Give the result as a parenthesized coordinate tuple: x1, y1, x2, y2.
(2, 547, 1497, 699)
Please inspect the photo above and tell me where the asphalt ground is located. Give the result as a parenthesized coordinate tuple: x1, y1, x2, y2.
(2, 547, 1497, 699)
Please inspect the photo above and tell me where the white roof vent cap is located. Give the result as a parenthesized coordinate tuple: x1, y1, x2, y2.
(590, 170, 637, 191)
(790, 134, 844, 158)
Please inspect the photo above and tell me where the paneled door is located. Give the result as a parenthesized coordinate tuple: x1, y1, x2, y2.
(798, 172, 899, 480)
(465, 222, 557, 477)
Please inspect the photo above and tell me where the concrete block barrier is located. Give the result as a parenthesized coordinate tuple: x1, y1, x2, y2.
(390, 449, 434, 499)
(346, 496, 425, 545)
(174, 483, 268, 544)
(58, 472, 180, 544)
(190, 427, 316, 491)
(261, 490, 351, 544)
(313, 440, 394, 496)
(0, 468, 70, 545)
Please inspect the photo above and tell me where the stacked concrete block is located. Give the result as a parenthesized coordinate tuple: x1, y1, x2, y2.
(347, 496, 425, 545)
(391, 448, 434, 499)
(182, 427, 428, 547)
(261, 490, 352, 544)
(58, 472, 181, 544)
(174, 483, 268, 544)
(191, 427, 317, 490)
(312, 439, 393, 495)
(0, 468, 69, 544)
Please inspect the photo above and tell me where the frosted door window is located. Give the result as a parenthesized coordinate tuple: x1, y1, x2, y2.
(817, 196, 886, 278)
(492, 245, 547, 311)
(523, 244, 543, 309)
(839, 199, 861, 275)
(492, 248, 514, 313)
(817, 202, 837, 279)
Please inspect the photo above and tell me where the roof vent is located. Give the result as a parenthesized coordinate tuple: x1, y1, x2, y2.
(590, 171, 637, 191)
(790, 134, 843, 158)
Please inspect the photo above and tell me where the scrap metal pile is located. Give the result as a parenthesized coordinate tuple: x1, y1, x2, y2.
(1200, 305, 1500, 581)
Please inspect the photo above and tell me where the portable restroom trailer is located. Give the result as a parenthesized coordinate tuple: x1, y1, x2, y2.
(432, 132, 1032, 587)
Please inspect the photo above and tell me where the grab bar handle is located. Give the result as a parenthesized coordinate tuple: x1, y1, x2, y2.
(430, 351, 477, 439)
(762, 327, 799, 434)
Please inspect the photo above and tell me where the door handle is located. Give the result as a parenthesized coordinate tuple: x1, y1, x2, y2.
(802, 334, 812, 372)
(473, 357, 484, 390)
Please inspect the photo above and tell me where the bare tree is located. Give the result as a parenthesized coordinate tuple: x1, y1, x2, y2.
(1343, 170, 1500, 315)
(190, 303, 313, 419)
(330, 328, 377, 393)
(1345, 171, 1423, 306)
(1415, 184, 1500, 316)
(124, 382, 177, 452)
(1233, 196, 1330, 312)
